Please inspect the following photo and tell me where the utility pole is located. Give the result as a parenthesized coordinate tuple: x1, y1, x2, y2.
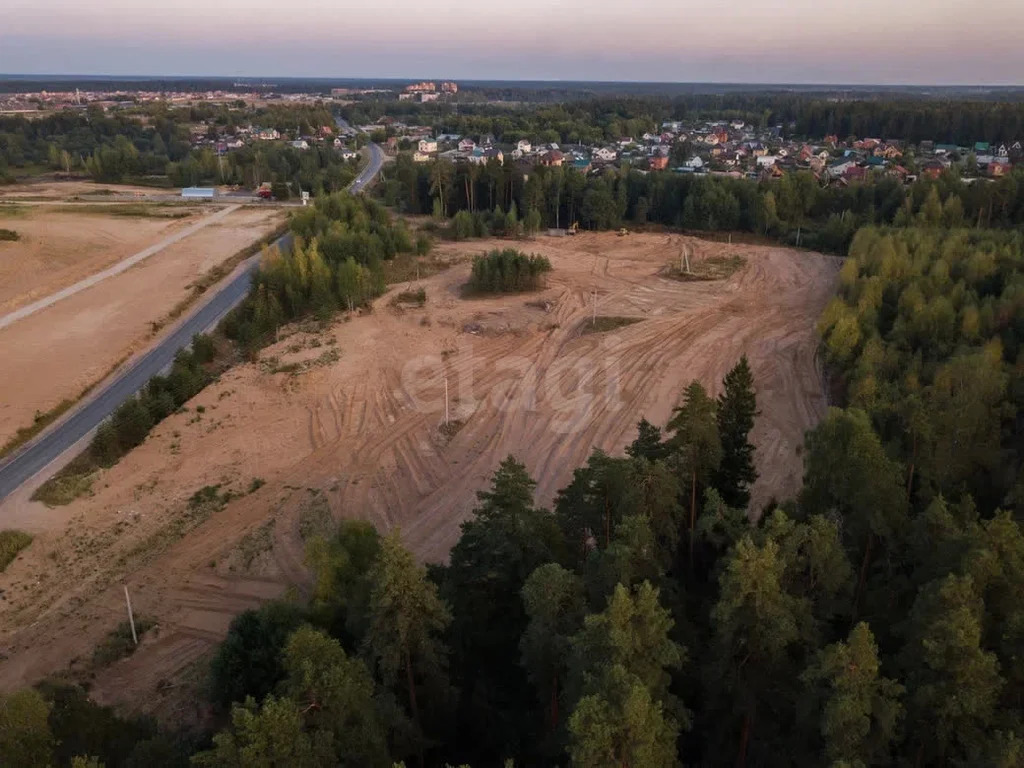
(124, 585, 138, 646)
(444, 376, 450, 426)
(592, 290, 597, 325)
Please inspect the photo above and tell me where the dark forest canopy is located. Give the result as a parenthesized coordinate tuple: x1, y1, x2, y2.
(344, 93, 1024, 144)
(382, 154, 1024, 254)
(0, 101, 357, 191)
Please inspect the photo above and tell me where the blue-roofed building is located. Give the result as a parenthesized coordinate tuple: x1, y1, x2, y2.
(181, 187, 215, 199)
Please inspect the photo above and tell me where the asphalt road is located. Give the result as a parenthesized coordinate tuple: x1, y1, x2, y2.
(0, 141, 384, 503)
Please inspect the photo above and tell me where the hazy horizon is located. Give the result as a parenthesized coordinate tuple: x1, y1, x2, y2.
(4, 0, 1024, 86)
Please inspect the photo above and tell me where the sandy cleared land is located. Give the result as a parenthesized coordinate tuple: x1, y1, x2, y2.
(0, 206, 208, 314)
(0, 232, 838, 722)
(0, 179, 177, 200)
(0, 206, 286, 447)
(0, 179, 232, 201)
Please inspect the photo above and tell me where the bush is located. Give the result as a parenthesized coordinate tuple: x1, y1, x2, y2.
(0, 530, 32, 572)
(92, 618, 155, 667)
(0, 228, 19, 241)
(191, 333, 216, 364)
(393, 287, 427, 307)
(467, 248, 553, 294)
(210, 601, 306, 709)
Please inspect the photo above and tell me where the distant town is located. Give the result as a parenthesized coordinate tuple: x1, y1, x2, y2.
(3, 80, 1018, 189)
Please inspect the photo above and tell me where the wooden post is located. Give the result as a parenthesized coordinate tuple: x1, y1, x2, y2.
(444, 376, 449, 426)
(124, 585, 138, 646)
(592, 290, 597, 325)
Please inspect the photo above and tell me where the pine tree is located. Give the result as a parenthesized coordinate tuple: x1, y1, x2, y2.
(711, 537, 810, 767)
(713, 356, 758, 509)
(568, 664, 679, 768)
(902, 574, 1002, 764)
(520, 563, 586, 735)
(625, 418, 667, 462)
(364, 531, 451, 767)
(800, 622, 904, 766)
(667, 381, 721, 562)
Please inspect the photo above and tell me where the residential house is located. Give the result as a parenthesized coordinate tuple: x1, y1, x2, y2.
(571, 154, 592, 173)
(989, 159, 1012, 177)
(843, 166, 868, 182)
(290, 139, 309, 150)
(828, 159, 857, 178)
(413, 151, 432, 163)
(921, 159, 948, 180)
(458, 138, 476, 152)
(756, 155, 778, 168)
(684, 156, 704, 170)
(539, 150, 565, 167)
(418, 138, 438, 154)
(593, 147, 618, 162)
(649, 153, 669, 171)
(516, 139, 532, 154)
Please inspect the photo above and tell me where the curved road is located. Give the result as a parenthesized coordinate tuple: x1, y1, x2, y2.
(0, 141, 384, 503)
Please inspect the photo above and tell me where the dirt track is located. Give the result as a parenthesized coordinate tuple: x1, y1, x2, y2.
(0, 232, 838, 722)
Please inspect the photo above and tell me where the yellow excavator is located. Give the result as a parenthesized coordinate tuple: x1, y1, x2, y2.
(568, 221, 580, 235)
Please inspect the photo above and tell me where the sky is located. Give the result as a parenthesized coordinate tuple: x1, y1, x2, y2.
(3, 0, 1024, 85)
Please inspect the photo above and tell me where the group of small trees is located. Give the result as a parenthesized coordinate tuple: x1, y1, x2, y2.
(223, 193, 415, 348)
(65, 338, 214, 476)
(467, 248, 552, 294)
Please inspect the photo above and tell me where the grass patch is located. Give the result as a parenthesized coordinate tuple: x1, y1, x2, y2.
(380, 251, 460, 285)
(664, 254, 745, 282)
(391, 287, 427, 307)
(91, 617, 155, 667)
(579, 316, 643, 335)
(113, 484, 234, 571)
(0, 530, 33, 572)
(230, 520, 276, 571)
(438, 419, 466, 443)
(52, 203, 193, 219)
(0, 398, 77, 459)
(31, 453, 97, 507)
(298, 493, 334, 542)
(0, 228, 18, 241)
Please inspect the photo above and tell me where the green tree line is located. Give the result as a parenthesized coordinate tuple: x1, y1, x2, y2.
(222, 193, 414, 348)
(383, 154, 1024, 253)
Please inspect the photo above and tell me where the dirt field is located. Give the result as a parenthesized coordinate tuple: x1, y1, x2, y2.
(0, 205, 208, 314)
(0, 180, 177, 200)
(0, 231, 838, 722)
(0, 206, 287, 447)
